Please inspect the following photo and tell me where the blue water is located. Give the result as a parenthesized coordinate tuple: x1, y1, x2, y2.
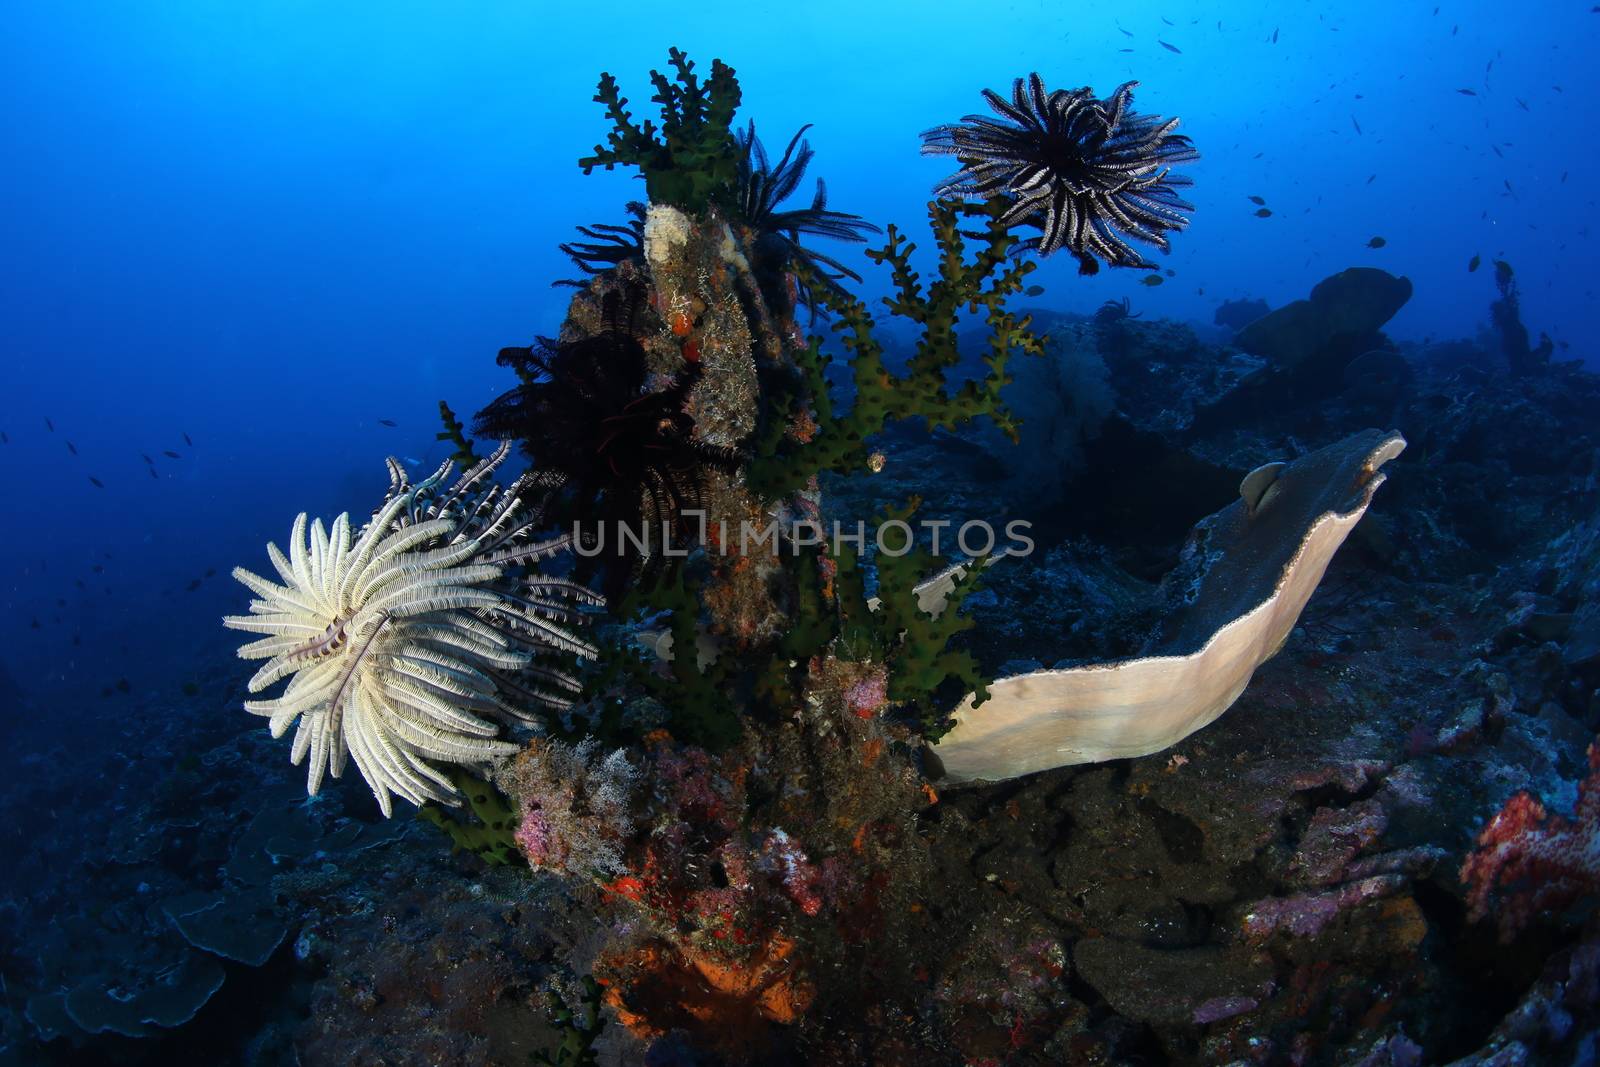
(1, 0, 1595, 809)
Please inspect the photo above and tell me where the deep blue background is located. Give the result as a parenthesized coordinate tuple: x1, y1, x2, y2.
(2, 1, 1595, 731)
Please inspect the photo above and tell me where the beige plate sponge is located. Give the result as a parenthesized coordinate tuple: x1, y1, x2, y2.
(929, 428, 1406, 784)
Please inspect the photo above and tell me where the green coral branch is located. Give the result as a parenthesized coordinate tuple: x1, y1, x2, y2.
(435, 400, 480, 468)
(830, 500, 992, 737)
(749, 198, 1042, 497)
(608, 566, 744, 751)
(416, 767, 523, 867)
(578, 48, 742, 213)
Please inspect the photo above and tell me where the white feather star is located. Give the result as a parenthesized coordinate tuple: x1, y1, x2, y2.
(224, 444, 600, 816)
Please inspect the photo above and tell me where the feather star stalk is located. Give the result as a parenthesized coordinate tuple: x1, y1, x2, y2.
(223, 444, 601, 816)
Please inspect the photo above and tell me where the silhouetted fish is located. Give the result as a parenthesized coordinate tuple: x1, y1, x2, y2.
(88, 475, 104, 488)
(141, 452, 154, 465)
(1367, 236, 1387, 248)
(148, 467, 158, 479)
(378, 418, 398, 427)
(186, 578, 202, 592)
(1141, 274, 1164, 286)
(1118, 48, 1133, 52)
(1159, 40, 1181, 53)
(45, 417, 54, 431)
(1024, 285, 1044, 297)
(1469, 254, 1481, 272)
(1254, 207, 1273, 217)
(163, 450, 181, 459)
(1118, 25, 1132, 36)
(1248, 195, 1266, 205)
(1352, 116, 1362, 134)
(2, 431, 8, 444)
(66, 441, 77, 455)
(1366, 174, 1377, 183)
(1457, 88, 1476, 96)
(183, 432, 193, 446)
(1271, 27, 1279, 43)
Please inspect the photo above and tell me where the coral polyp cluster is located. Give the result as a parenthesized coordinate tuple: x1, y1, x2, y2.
(921, 74, 1199, 272)
(224, 445, 599, 815)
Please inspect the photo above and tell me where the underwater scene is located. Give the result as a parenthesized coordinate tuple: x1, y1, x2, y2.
(4, 1, 1600, 1064)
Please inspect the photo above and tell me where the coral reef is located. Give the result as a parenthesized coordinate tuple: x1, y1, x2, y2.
(1489, 259, 1554, 377)
(42, 43, 1565, 1067)
(1461, 740, 1600, 940)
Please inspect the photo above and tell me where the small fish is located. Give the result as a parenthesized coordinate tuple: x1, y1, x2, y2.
(1164, 268, 1175, 277)
(1491, 145, 1503, 158)
(205, 567, 216, 578)
(163, 450, 181, 459)
(1271, 27, 1279, 43)
(1141, 274, 1164, 286)
(1, 431, 7, 444)
(1456, 88, 1476, 96)
(1367, 236, 1387, 248)
(1352, 116, 1362, 134)
(88, 475, 104, 488)
(1366, 174, 1377, 184)
(1248, 195, 1266, 205)
(1515, 98, 1529, 111)
(1254, 207, 1273, 217)
(45, 417, 54, 432)
(141, 452, 154, 465)
(1024, 285, 1045, 297)
(1118, 25, 1132, 37)
(378, 418, 398, 427)
(1159, 40, 1182, 53)
(1118, 47, 1133, 52)
(183, 432, 193, 446)
(148, 467, 158, 479)
(66, 441, 77, 456)
(186, 578, 202, 592)
(1161, 16, 1173, 25)
(1504, 179, 1514, 196)
(115, 678, 131, 694)
(92, 564, 103, 573)
(1468, 254, 1481, 272)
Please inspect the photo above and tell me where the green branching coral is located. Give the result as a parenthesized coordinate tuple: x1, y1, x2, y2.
(608, 566, 744, 751)
(750, 197, 1043, 497)
(830, 501, 991, 737)
(417, 767, 523, 867)
(434, 400, 480, 467)
(579, 48, 742, 213)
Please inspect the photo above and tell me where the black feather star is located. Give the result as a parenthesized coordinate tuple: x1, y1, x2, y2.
(920, 74, 1199, 274)
(474, 283, 739, 599)
(734, 121, 881, 314)
(554, 201, 647, 288)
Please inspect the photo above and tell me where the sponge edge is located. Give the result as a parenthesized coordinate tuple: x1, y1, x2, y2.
(929, 428, 1405, 785)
